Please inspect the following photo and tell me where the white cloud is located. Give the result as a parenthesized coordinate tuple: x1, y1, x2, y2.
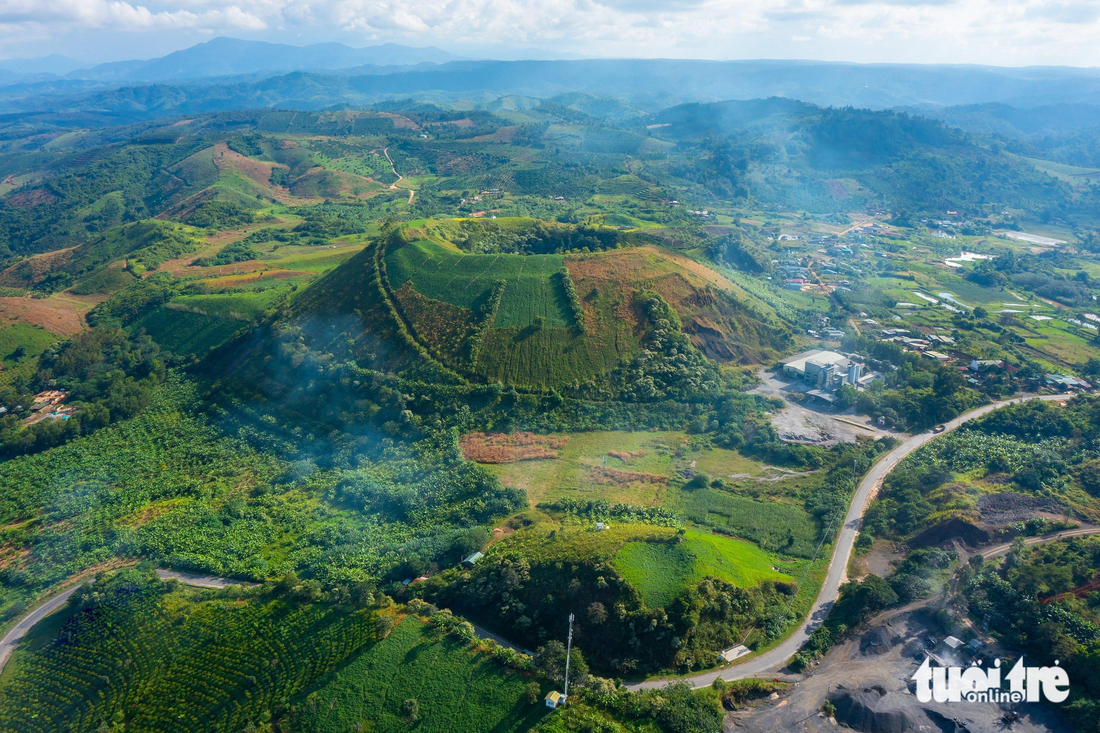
(0, 0, 267, 30)
(1, 0, 1099, 65)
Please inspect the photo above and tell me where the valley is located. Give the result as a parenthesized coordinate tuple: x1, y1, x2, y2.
(0, 86, 1094, 733)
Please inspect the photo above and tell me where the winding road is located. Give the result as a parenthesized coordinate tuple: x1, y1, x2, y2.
(628, 394, 1068, 691)
(0, 571, 252, 675)
(0, 585, 82, 673)
(0, 396, 1083, 687)
(381, 147, 415, 204)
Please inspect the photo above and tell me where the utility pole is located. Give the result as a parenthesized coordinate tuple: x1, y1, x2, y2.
(563, 613, 574, 706)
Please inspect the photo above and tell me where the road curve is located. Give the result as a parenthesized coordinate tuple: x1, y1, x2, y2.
(856, 526, 1100, 631)
(0, 585, 82, 674)
(628, 394, 1067, 691)
(0, 571, 253, 675)
(979, 525, 1100, 559)
(0, 396, 1074, 685)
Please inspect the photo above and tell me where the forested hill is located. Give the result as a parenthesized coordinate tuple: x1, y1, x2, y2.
(5, 59, 1100, 121)
(0, 100, 1089, 262)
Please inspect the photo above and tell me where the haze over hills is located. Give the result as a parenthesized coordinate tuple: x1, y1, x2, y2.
(0, 43, 1099, 121)
(0, 25, 1098, 733)
(0, 38, 463, 86)
(65, 37, 465, 82)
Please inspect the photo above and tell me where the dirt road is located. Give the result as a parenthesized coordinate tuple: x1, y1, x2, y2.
(381, 147, 415, 204)
(628, 394, 1066, 691)
(979, 525, 1100, 559)
(155, 569, 256, 589)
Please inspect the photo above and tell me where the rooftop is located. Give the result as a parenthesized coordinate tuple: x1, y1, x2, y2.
(781, 349, 851, 374)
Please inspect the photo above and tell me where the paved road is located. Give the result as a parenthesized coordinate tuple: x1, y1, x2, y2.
(0, 396, 1076, 687)
(628, 394, 1066, 691)
(0, 570, 253, 675)
(0, 585, 83, 674)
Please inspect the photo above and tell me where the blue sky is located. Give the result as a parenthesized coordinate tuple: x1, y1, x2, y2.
(2, 0, 1098, 66)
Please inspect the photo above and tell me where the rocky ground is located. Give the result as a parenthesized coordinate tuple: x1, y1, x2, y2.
(725, 610, 1070, 733)
(751, 371, 887, 447)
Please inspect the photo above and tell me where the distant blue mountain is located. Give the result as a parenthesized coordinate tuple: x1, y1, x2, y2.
(66, 37, 464, 82)
(0, 54, 87, 77)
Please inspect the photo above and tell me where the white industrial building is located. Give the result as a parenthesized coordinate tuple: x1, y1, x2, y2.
(781, 349, 864, 390)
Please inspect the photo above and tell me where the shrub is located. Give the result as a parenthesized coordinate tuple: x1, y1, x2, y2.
(400, 698, 420, 722)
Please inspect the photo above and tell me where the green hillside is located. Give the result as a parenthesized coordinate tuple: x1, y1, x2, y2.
(0, 220, 203, 293)
(292, 616, 548, 732)
(0, 570, 379, 733)
(130, 306, 247, 357)
(385, 239, 572, 328)
(4, 92, 1100, 733)
(274, 224, 789, 390)
(612, 530, 793, 608)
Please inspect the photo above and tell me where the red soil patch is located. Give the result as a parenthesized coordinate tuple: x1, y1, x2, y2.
(379, 113, 421, 130)
(426, 118, 477, 129)
(486, 525, 516, 548)
(459, 432, 568, 463)
(0, 296, 86, 335)
(212, 142, 285, 189)
(202, 269, 308, 289)
(7, 188, 57, 207)
(1042, 576, 1100, 605)
(825, 179, 851, 201)
(467, 126, 520, 144)
(588, 466, 667, 485)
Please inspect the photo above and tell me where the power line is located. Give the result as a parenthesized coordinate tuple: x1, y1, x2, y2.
(564, 613, 575, 705)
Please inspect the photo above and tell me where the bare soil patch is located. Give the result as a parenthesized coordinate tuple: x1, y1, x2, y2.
(0, 296, 88, 335)
(202, 269, 308, 289)
(0, 247, 77, 289)
(459, 432, 568, 463)
(7, 189, 57, 207)
(588, 466, 668, 485)
(977, 492, 1066, 524)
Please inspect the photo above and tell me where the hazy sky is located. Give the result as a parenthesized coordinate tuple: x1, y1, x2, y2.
(2, 0, 1099, 66)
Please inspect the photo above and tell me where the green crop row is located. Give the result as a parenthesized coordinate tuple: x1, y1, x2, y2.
(289, 616, 548, 733)
(680, 489, 820, 558)
(556, 268, 586, 334)
(0, 573, 377, 733)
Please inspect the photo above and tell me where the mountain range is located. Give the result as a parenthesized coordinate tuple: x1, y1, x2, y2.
(0, 38, 463, 85)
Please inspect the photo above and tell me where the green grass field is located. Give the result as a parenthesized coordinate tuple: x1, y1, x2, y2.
(130, 306, 246, 356)
(168, 289, 286, 322)
(482, 431, 815, 507)
(483, 431, 683, 506)
(612, 530, 793, 608)
(0, 322, 58, 367)
(679, 489, 820, 558)
(499, 521, 676, 564)
(266, 244, 366, 273)
(1019, 155, 1100, 182)
(293, 616, 548, 733)
(385, 239, 571, 327)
